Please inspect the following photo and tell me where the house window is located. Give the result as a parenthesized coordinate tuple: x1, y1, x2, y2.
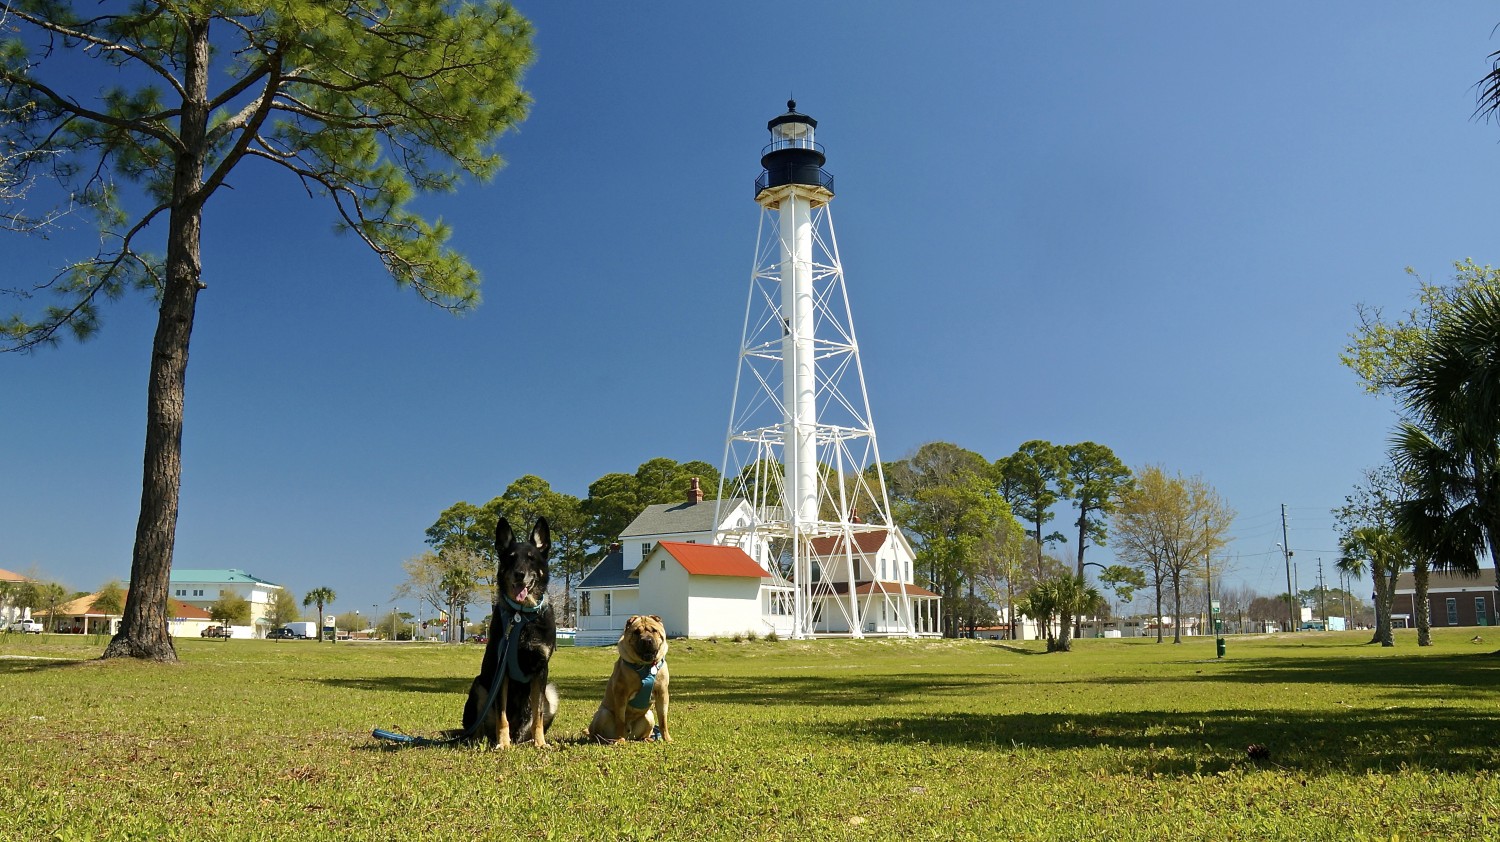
(880, 558, 887, 580)
(767, 591, 791, 616)
(193, 589, 204, 597)
(905, 561, 911, 583)
(1446, 597, 1459, 625)
(1477, 597, 1488, 625)
(640, 542, 653, 563)
(603, 593, 612, 617)
(810, 561, 821, 582)
(580, 593, 591, 616)
(660, 558, 666, 571)
(175, 589, 185, 597)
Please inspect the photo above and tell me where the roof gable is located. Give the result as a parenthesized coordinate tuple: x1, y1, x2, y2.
(620, 499, 749, 540)
(638, 542, 770, 578)
(810, 530, 889, 557)
(0, 567, 29, 583)
(578, 549, 636, 590)
(1394, 567, 1497, 593)
(169, 569, 280, 587)
(55, 590, 212, 620)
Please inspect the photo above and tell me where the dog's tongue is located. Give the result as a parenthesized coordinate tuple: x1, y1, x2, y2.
(517, 586, 529, 602)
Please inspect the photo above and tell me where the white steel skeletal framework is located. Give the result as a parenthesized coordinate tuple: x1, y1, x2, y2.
(716, 181, 926, 639)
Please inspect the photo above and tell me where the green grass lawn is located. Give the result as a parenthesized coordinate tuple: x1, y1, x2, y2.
(2, 629, 1496, 840)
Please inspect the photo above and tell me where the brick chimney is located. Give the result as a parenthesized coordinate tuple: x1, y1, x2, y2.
(688, 476, 704, 504)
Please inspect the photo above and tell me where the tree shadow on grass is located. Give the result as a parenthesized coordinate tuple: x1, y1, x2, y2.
(1215, 652, 1500, 701)
(304, 675, 616, 701)
(808, 706, 1497, 776)
(305, 676, 471, 695)
(668, 673, 985, 707)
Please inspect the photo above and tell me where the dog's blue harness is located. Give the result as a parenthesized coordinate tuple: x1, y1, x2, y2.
(498, 593, 547, 683)
(372, 594, 548, 747)
(628, 658, 663, 711)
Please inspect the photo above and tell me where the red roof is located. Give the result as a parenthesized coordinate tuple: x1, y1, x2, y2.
(825, 581, 941, 598)
(655, 542, 770, 578)
(53, 590, 211, 620)
(809, 530, 889, 557)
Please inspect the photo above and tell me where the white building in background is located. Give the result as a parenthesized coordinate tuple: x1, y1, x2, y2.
(161, 569, 285, 638)
(576, 479, 784, 646)
(0, 567, 32, 625)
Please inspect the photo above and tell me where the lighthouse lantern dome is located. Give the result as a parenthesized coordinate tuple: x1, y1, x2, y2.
(757, 100, 832, 198)
(767, 101, 817, 149)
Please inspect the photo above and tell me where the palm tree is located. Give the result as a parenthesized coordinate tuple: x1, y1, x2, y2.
(1017, 580, 1058, 650)
(1336, 526, 1409, 647)
(1019, 574, 1104, 652)
(303, 587, 336, 643)
(1391, 285, 1500, 597)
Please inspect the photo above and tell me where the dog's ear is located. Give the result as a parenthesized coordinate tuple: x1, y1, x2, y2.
(650, 615, 663, 623)
(496, 517, 516, 554)
(529, 517, 551, 557)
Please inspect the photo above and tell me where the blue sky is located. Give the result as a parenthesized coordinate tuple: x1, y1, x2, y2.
(4, 2, 1498, 619)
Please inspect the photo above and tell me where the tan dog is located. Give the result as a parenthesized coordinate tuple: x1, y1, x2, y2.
(587, 615, 672, 743)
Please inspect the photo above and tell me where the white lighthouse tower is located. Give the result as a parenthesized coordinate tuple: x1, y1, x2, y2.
(717, 102, 933, 639)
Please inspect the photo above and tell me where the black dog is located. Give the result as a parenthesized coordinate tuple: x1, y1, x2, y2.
(461, 517, 559, 748)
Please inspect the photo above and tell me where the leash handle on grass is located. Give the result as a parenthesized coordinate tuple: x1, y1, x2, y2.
(372, 728, 430, 745)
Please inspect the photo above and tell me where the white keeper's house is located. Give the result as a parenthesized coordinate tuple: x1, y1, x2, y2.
(575, 479, 939, 645)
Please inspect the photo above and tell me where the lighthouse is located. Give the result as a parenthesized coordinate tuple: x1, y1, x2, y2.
(717, 103, 939, 640)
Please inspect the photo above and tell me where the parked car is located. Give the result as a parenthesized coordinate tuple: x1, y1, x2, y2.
(200, 625, 232, 638)
(7, 618, 44, 634)
(266, 628, 296, 640)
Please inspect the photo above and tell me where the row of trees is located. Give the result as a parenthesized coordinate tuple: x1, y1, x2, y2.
(885, 440, 1138, 641)
(884, 440, 1237, 648)
(406, 445, 1240, 651)
(1341, 260, 1500, 648)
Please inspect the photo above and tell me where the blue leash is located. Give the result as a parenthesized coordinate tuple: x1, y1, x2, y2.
(372, 595, 545, 746)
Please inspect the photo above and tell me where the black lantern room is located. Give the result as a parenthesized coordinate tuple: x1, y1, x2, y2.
(756, 100, 834, 198)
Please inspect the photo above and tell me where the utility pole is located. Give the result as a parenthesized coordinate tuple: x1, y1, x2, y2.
(1316, 558, 1327, 627)
(1280, 503, 1295, 633)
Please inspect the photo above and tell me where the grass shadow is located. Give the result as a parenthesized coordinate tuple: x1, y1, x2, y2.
(809, 706, 1496, 776)
(305, 676, 470, 694)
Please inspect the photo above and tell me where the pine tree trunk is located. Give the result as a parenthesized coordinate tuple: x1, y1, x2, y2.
(1415, 559, 1431, 647)
(102, 17, 210, 663)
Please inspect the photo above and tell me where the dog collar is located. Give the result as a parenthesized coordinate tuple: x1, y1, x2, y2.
(628, 659, 662, 710)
